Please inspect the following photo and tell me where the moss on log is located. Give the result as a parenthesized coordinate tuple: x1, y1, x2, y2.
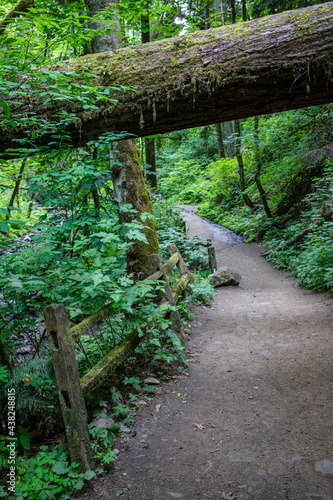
(70, 305, 112, 344)
(81, 325, 145, 395)
(0, 3, 333, 157)
(163, 252, 180, 275)
(173, 274, 191, 304)
(0, 0, 34, 35)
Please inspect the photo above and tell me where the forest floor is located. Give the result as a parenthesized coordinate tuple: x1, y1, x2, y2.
(76, 206, 333, 500)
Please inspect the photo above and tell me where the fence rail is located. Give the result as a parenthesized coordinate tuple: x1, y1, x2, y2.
(44, 244, 194, 471)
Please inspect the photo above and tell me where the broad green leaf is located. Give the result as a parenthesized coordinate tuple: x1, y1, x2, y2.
(0, 99, 10, 117)
(17, 426, 31, 451)
(51, 461, 69, 475)
(84, 470, 96, 480)
(8, 219, 26, 226)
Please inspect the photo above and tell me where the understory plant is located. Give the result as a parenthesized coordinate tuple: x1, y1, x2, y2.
(0, 443, 97, 500)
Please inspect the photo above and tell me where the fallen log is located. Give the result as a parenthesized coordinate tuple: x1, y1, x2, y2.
(0, 3, 333, 158)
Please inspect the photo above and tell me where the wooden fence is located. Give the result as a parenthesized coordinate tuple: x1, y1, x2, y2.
(44, 244, 195, 470)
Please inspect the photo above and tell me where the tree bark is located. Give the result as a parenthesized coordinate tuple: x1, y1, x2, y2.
(253, 116, 272, 217)
(1, 3, 333, 158)
(141, 2, 157, 190)
(84, 0, 160, 276)
(6, 159, 26, 218)
(234, 120, 254, 208)
(214, 123, 225, 159)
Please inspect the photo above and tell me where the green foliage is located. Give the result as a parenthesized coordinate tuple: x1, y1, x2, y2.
(153, 196, 210, 269)
(0, 358, 58, 431)
(112, 403, 134, 426)
(158, 107, 333, 293)
(88, 413, 120, 465)
(0, 444, 96, 500)
(0, 366, 10, 384)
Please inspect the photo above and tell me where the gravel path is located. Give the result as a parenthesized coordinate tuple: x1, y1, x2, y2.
(77, 207, 333, 500)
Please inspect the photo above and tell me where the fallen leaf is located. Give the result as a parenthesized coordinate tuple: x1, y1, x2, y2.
(193, 423, 205, 430)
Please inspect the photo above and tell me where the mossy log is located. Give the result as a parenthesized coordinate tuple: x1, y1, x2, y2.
(81, 324, 146, 395)
(163, 252, 180, 275)
(70, 305, 112, 343)
(1, 3, 333, 158)
(167, 243, 195, 284)
(0, 0, 34, 36)
(173, 274, 191, 304)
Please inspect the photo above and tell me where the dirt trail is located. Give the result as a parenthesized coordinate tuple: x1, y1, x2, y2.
(79, 207, 333, 500)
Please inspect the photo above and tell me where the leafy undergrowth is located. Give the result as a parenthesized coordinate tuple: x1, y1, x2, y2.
(0, 198, 214, 499)
(156, 112, 333, 294)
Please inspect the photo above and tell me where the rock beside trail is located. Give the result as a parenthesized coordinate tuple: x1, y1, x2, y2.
(315, 460, 333, 475)
(209, 267, 242, 287)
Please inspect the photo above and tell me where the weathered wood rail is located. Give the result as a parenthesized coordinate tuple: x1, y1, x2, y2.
(44, 245, 194, 471)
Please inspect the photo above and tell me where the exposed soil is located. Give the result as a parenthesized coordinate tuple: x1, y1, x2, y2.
(77, 207, 333, 500)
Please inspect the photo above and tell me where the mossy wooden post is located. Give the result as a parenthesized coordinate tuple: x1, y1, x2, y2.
(148, 253, 184, 340)
(208, 246, 217, 272)
(167, 244, 195, 284)
(44, 304, 94, 471)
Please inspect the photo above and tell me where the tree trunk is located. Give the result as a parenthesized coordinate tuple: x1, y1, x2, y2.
(85, 0, 121, 53)
(253, 116, 272, 217)
(111, 138, 159, 276)
(234, 120, 254, 208)
(229, 0, 236, 23)
(141, 3, 150, 44)
(6, 159, 26, 218)
(214, 123, 225, 159)
(145, 137, 157, 188)
(242, 0, 247, 22)
(141, 2, 157, 190)
(1, 4, 333, 158)
(224, 122, 235, 158)
(84, 0, 159, 276)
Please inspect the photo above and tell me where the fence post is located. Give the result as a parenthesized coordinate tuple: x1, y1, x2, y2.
(148, 253, 185, 341)
(208, 246, 217, 272)
(167, 243, 195, 284)
(44, 304, 94, 471)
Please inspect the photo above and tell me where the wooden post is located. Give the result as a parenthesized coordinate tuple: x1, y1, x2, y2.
(167, 243, 195, 284)
(148, 251, 185, 341)
(208, 246, 217, 272)
(44, 304, 94, 471)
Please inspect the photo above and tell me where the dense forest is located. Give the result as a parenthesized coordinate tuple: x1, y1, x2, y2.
(0, 0, 332, 497)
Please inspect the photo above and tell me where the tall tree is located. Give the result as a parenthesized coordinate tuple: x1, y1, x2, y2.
(83, 0, 160, 277)
(141, 2, 157, 189)
(253, 116, 272, 217)
(234, 119, 254, 208)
